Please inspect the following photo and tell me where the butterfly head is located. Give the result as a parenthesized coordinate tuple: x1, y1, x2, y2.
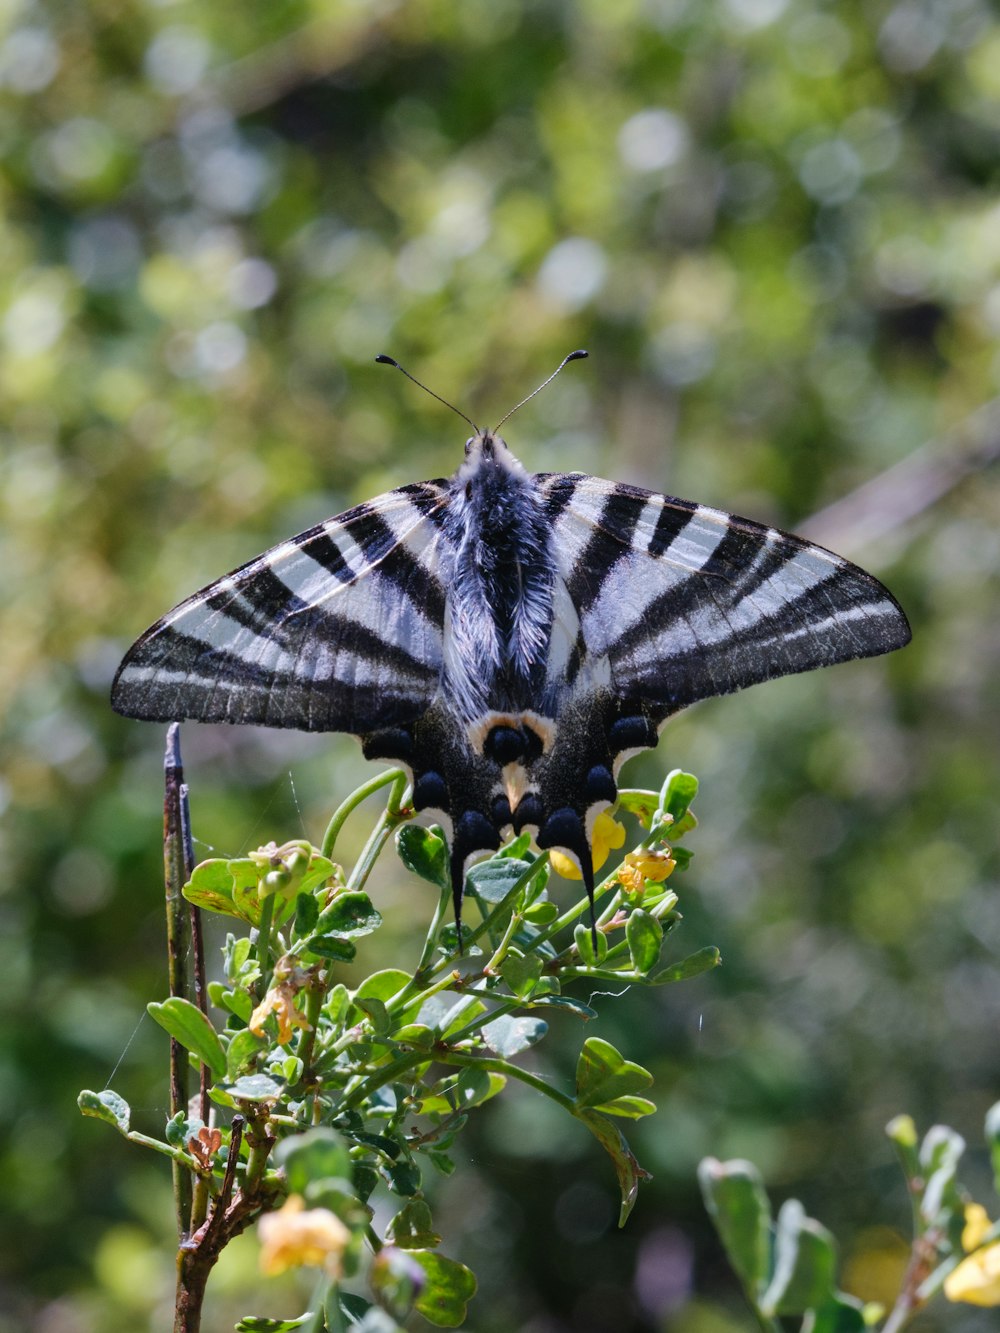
(457, 429, 526, 488)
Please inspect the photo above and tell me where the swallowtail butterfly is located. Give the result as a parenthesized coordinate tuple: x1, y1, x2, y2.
(112, 352, 911, 939)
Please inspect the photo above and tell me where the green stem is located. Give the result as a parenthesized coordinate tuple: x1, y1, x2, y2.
(483, 906, 522, 974)
(444, 993, 526, 1047)
(125, 1131, 203, 1170)
(321, 768, 406, 860)
(189, 1172, 211, 1232)
(243, 1111, 275, 1198)
(294, 983, 325, 1080)
(340, 1050, 431, 1113)
(346, 776, 409, 892)
(255, 893, 276, 999)
(443, 1052, 576, 1112)
(380, 856, 547, 1023)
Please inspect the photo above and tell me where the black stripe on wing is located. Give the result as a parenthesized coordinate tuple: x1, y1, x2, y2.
(548, 479, 911, 706)
(112, 486, 451, 731)
(565, 486, 648, 614)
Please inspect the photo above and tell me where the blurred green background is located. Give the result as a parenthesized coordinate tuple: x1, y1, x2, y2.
(2, 0, 999, 1329)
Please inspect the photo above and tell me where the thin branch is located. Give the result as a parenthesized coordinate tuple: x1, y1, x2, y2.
(801, 396, 1000, 555)
(164, 724, 193, 1239)
(181, 778, 211, 1126)
(209, 10, 391, 119)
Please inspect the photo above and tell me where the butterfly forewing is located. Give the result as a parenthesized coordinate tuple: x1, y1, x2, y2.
(542, 477, 910, 708)
(112, 485, 451, 733)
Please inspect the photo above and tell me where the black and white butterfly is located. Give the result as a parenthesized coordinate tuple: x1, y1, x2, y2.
(112, 352, 911, 939)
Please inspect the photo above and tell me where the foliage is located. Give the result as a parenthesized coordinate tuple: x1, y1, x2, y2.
(702, 1104, 1000, 1329)
(79, 761, 708, 1328)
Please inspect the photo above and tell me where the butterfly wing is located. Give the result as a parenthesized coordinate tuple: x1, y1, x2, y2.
(544, 474, 911, 707)
(516, 473, 911, 907)
(112, 482, 452, 734)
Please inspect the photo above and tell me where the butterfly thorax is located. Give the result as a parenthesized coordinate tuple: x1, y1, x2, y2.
(442, 432, 554, 719)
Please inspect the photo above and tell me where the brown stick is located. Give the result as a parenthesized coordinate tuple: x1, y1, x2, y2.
(801, 396, 1000, 555)
(173, 1115, 280, 1333)
(164, 724, 192, 1239)
(181, 779, 212, 1125)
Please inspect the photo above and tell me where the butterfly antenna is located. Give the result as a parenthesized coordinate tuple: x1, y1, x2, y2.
(492, 349, 589, 432)
(375, 354, 478, 431)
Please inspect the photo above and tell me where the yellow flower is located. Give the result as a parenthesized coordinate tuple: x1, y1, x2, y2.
(549, 811, 626, 880)
(259, 1194, 351, 1277)
(617, 847, 676, 894)
(249, 981, 311, 1045)
(944, 1204, 1000, 1306)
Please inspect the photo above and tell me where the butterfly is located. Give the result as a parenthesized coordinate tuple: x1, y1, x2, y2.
(112, 352, 911, 941)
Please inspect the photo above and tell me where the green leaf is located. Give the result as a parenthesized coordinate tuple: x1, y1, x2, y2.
(418, 1069, 506, 1114)
(761, 1199, 838, 1314)
(317, 890, 382, 937)
(650, 946, 721, 985)
(293, 891, 319, 936)
(339, 1291, 374, 1323)
(808, 1294, 867, 1333)
(467, 857, 533, 903)
(356, 996, 391, 1038)
(660, 769, 698, 826)
(454, 1066, 505, 1108)
(574, 923, 608, 966)
(235, 1316, 313, 1332)
(396, 825, 449, 890)
(409, 1249, 477, 1328)
(165, 1110, 191, 1147)
(387, 1199, 442, 1250)
(182, 859, 240, 917)
(523, 901, 559, 925)
(428, 1151, 455, 1176)
(228, 1073, 282, 1103)
(625, 909, 663, 974)
(276, 1128, 352, 1197)
(147, 998, 227, 1079)
(392, 1023, 436, 1049)
(351, 1131, 401, 1160)
(616, 788, 660, 827)
(919, 1124, 966, 1225)
(226, 1028, 265, 1079)
(575, 1109, 650, 1225)
(985, 1101, 1000, 1194)
(77, 1088, 130, 1133)
(324, 983, 352, 1025)
(303, 934, 357, 962)
(497, 832, 533, 860)
(294, 853, 339, 896)
(371, 1245, 426, 1320)
(526, 994, 596, 1019)
(356, 970, 410, 1005)
(500, 951, 543, 996)
(574, 1037, 653, 1111)
(482, 1015, 548, 1058)
(698, 1157, 771, 1297)
(592, 1094, 656, 1119)
(218, 987, 253, 1023)
(230, 867, 292, 929)
(416, 993, 486, 1038)
(386, 1160, 422, 1196)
